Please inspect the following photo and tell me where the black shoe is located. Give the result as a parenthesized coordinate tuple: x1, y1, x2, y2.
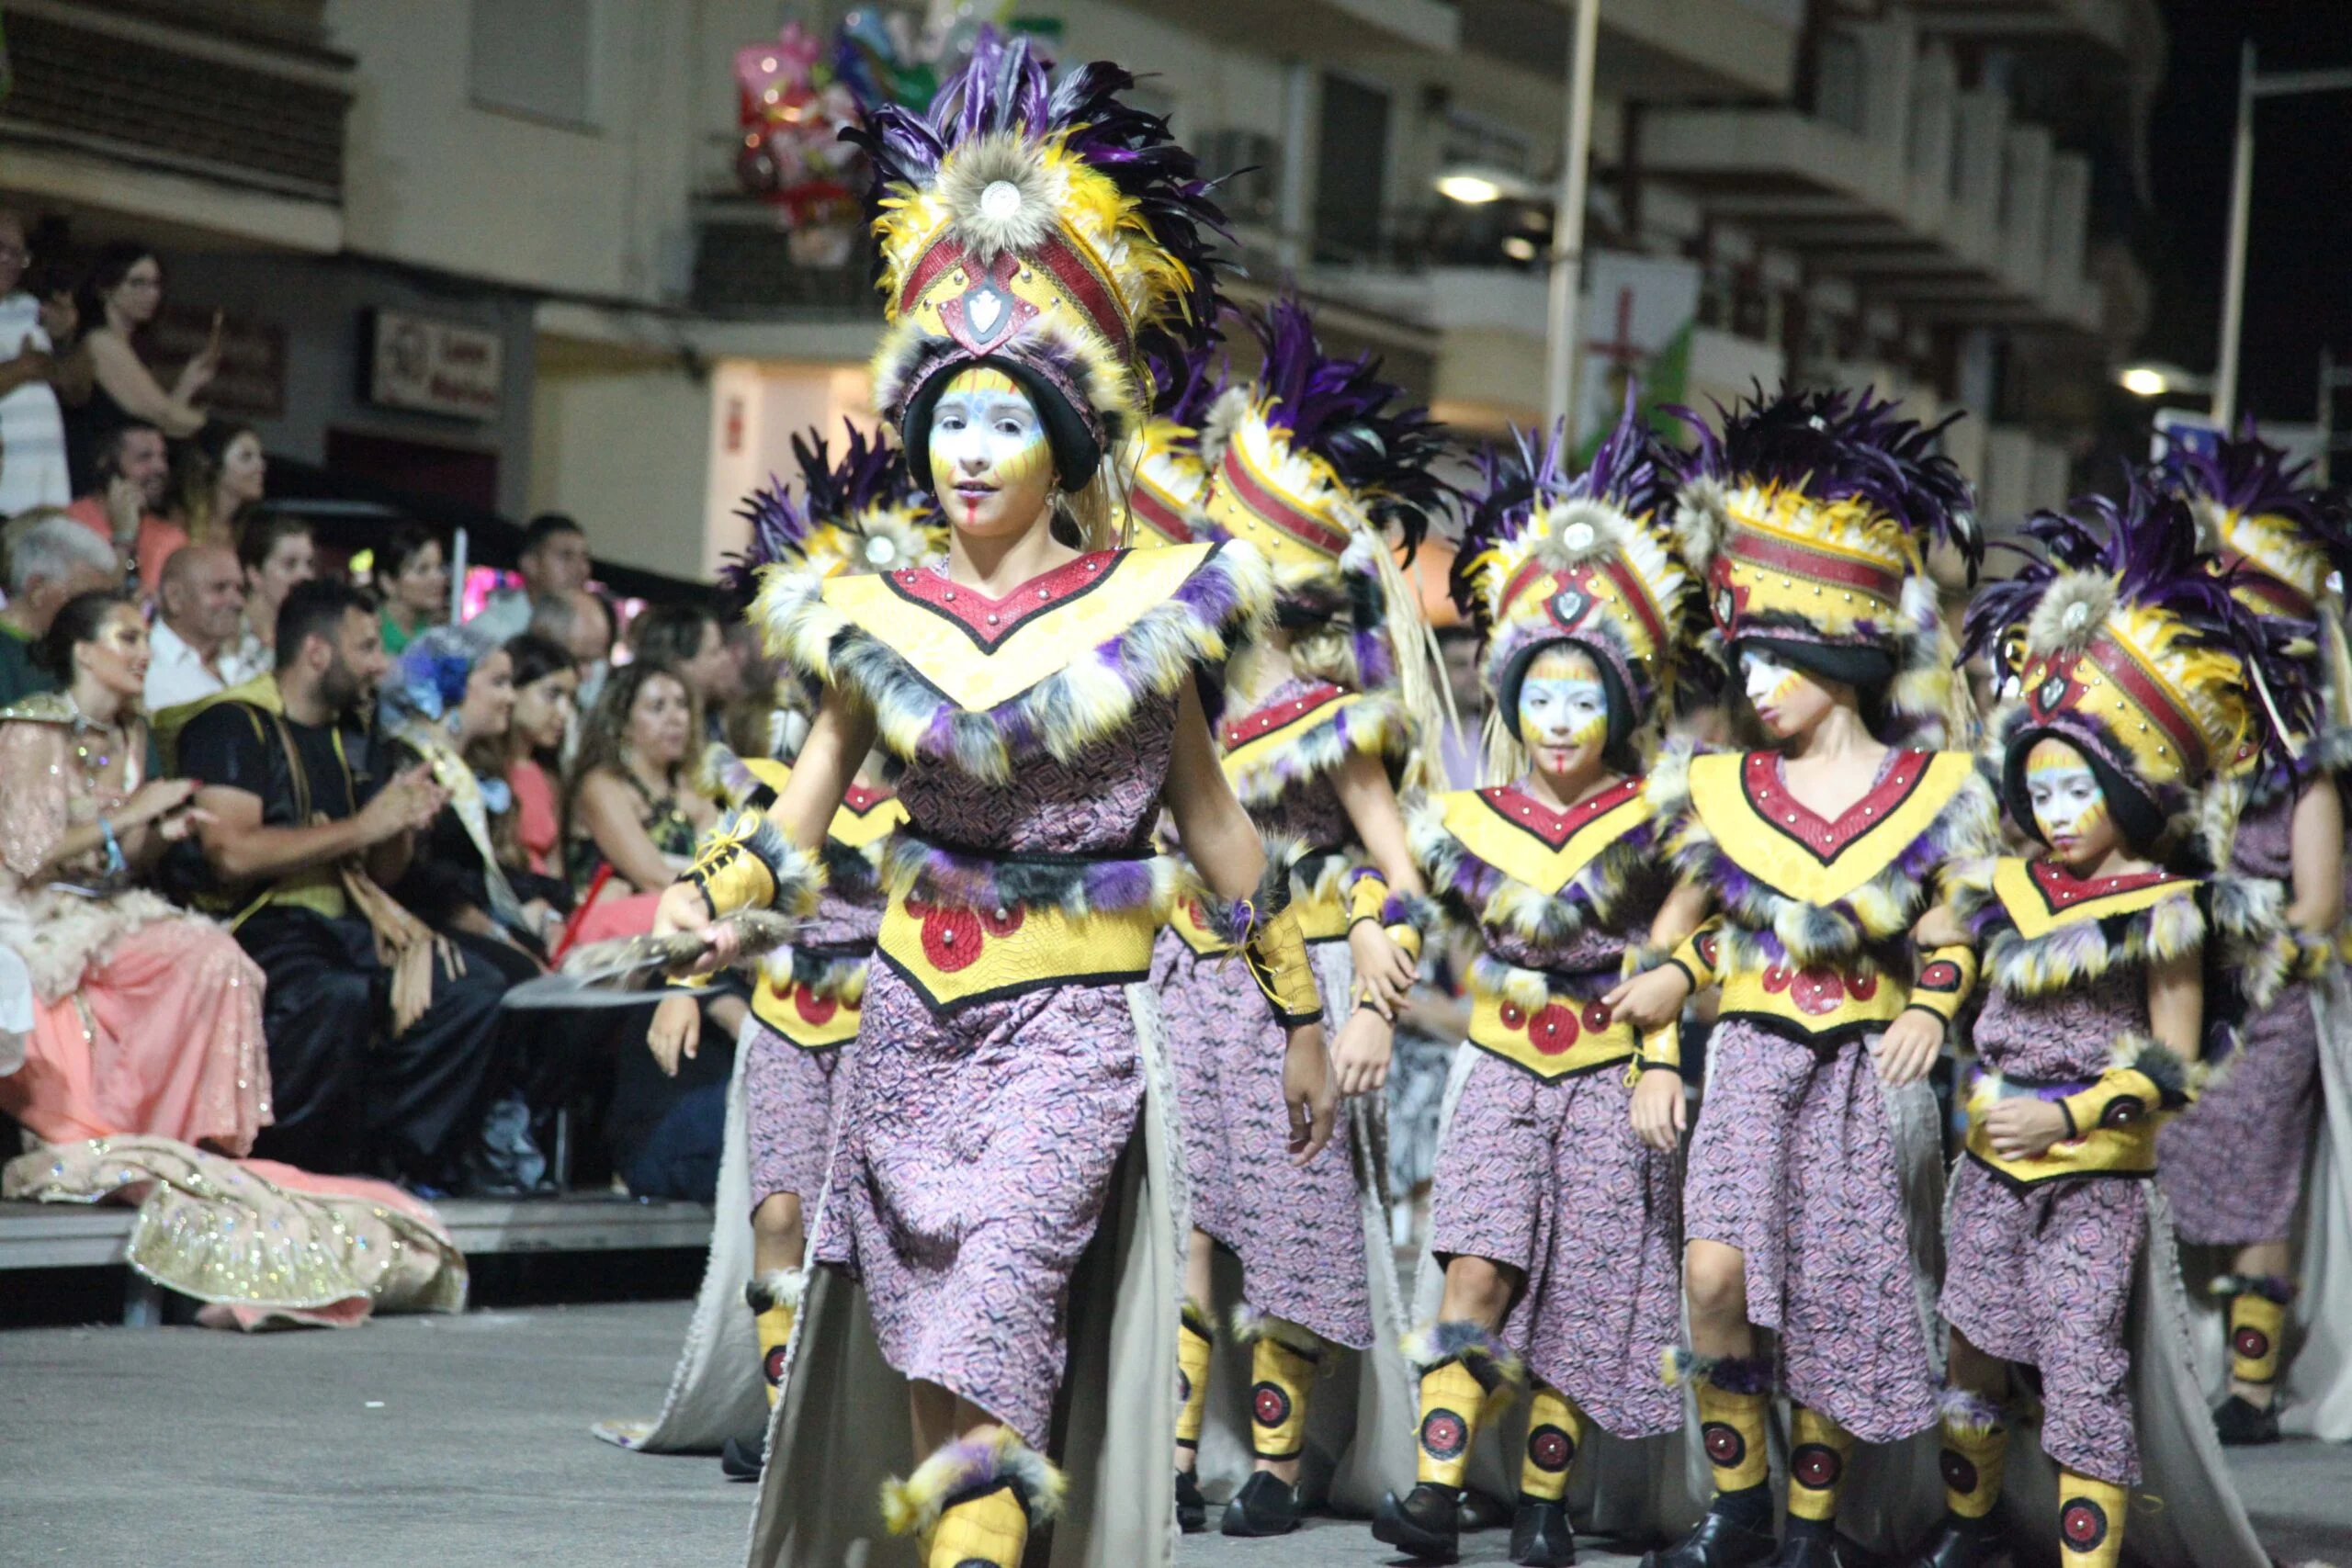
(2214, 1393, 2281, 1446)
(718, 1435, 763, 1481)
(1640, 1507, 1778, 1568)
(1174, 1467, 1207, 1533)
(1373, 1483, 1461, 1562)
(1460, 1488, 1513, 1532)
(1220, 1470, 1301, 1537)
(1764, 1532, 1865, 1568)
(1899, 1514, 2005, 1568)
(1510, 1496, 1576, 1565)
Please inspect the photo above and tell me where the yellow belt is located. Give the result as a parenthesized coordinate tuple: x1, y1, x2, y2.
(877, 890, 1160, 1011)
(752, 974, 864, 1049)
(1465, 975, 1638, 1081)
(1963, 1077, 2154, 1188)
(1718, 959, 1907, 1038)
(1168, 894, 1232, 956)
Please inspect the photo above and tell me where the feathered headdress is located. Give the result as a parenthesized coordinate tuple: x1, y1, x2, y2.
(1123, 340, 1224, 547)
(1670, 384, 1981, 745)
(850, 28, 1227, 528)
(1452, 393, 1704, 776)
(1962, 479, 2310, 855)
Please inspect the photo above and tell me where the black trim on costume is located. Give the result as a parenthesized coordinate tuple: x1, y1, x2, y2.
(1666, 957, 1702, 993)
(874, 946, 1154, 1015)
(1464, 1037, 1639, 1082)
(1962, 1145, 2149, 1194)
(1714, 1010, 1890, 1053)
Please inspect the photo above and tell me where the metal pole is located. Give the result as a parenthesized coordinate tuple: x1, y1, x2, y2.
(1544, 0, 1602, 430)
(2212, 39, 2256, 429)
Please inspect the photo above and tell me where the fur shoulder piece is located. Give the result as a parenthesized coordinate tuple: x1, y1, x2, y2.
(1221, 683, 1410, 807)
(1667, 751, 1998, 967)
(1971, 861, 2206, 1000)
(759, 538, 1272, 784)
(1407, 786, 1660, 944)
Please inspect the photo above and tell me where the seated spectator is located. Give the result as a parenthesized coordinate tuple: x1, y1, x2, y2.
(376, 522, 450, 657)
(143, 543, 245, 712)
(0, 511, 119, 704)
(0, 589, 268, 1154)
(62, 420, 169, 586)
(495, 632, 578, 880)
(527, 584, 615, 723)
(173, 422, 266, 555)
(174, 579, 516, 1193)
(223, 513, 316, 683)
(628, 600, 742, 734)
(65, 243, 213, 491)
(469, 513, 591, 645)
(561, 661, 713, 944)
(0, 208, 92, 514)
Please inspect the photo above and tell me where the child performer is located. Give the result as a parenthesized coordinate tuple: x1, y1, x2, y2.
(1917, 484, 2295, 1568)
(658, 34, 1339, 1568)
(1367, 408, 1706, 1567)
(1157, 297, 1447, 1537)
(2157, 431, 2352, 1444)
(1608, 389, 1993, 1568)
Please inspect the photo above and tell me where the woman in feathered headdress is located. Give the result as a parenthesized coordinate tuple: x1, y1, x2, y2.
(1604, 386, 1999, 1568)
(1149, 296, 1445, 1536)
(1363, 400, 1704, 1565)
(612, 423, 924, 1476)
(645, 33, 1337, 1568)
(2154, 429, 2352, 1446)
(1912, 480, 2294, 1568)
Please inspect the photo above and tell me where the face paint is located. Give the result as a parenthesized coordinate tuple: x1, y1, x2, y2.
(1517, 646, 1611, 784)
(1740, 649, 1804, 714)
(2025, 737, 2109, 856)
(927, 366, 1055, 534)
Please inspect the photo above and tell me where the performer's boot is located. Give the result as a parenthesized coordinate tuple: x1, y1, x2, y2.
(880, 1427, 1065, 1568)
(1767, 1404, 1857, 1566)
(1901, 1389, 2009, 1568)
(1172, 1297, 1214, 1533)
(721, 1268, 807, 1479)
(2212, 1273, 2292, 1445)
(2054, 1471, 2128, 1568)
(1374, 1322, 1523, 1564)
(1641, 1353, 1777, 1568)
(1221, 1305, 1322, 1537)
(1510, 1382, 1582, 1566)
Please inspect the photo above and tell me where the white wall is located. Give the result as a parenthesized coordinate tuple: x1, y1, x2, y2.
(703, 359, 876, 579)
(529, 355, 716, 580)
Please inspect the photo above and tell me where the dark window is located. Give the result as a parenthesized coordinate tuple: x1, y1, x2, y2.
(1315, 75, 1391, 263)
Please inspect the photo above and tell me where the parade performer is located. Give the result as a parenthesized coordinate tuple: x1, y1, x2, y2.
(2155, 430, 2352, 1445)
(594, 424, 934, 1473)
(660, 34, 1339, 1568)
(1155, 296, 1445, 1537)
(1606, 388, 1993, 1568)
(1906, 482, 2290, 1568)
(1367, 407, 1704, 1567)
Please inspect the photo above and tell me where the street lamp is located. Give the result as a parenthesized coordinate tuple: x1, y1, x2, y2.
(2213, 43, 2352, 427)
(1433, 166, 1534, 206)
(2116, 362, 2213, 399)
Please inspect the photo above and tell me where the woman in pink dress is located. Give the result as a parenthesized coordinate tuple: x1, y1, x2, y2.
(0, 589, 270, 1154)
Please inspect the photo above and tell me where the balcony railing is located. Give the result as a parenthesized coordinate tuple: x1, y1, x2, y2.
(689, 197, 883, 319)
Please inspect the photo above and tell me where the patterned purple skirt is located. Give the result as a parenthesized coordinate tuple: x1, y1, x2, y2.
(1683, 1021, 1937, 1443)
(745, 1022, 850, 1211)
(809, 962, 1142, 1449)
(1429, 1049, 1683, 1438)
(1156, 932, 1374, 1349)
(2158, 981, 2319, 1246)
(1941, 1159, 2146, 1485)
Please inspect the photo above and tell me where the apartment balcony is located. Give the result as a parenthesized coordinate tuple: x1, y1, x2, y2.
(1119, 0, 1459, 55)
(0, 0, 352, 251)
(688, 197, 882, 321)
(1908, 0, 2160, 64)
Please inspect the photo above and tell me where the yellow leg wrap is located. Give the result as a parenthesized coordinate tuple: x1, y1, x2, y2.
(1518, 1382, 1584, 1503)
(1413, 1358, 1491, 1489)
(1175, 1304, 1213, 1450)
(2056, 1471, 2128, 1568)
(753, 1303, 796, 1409)
(924, 1482, 1029, 1568)
(1250, 1334, 1318, 1461)
(1694, 1382, 1771, 1495)
(1939, 1414, 2008, 1520)
(2228, 1291, 2288, 1385)
(1785, 1405, 1856, 1524)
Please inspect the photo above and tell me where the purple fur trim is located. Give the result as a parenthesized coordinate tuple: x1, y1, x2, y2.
(880, 835, 1161, 917)
(2167, 424, 2352, 579)
(1668, 1348, 1775, 1395)
(1938, 1385, 2007, 1436)
(723, 422, 931, 600)
(1400, 1319, 1524, 1388)
(2211, 1273, 2298, 1304)
(1224, 688, 1408, 807)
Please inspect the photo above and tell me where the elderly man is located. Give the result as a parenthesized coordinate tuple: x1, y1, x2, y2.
(145, 543, 246, 710)
(0, 209, 91, 514)
(62, 420, 169, 584)
(0, 509, 118, 702)
(469, 513, 593, 644)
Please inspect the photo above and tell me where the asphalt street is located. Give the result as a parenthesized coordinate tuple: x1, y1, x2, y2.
(2, 1300, 2346, 1566)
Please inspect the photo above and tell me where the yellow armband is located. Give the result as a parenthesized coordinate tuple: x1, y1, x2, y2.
(1347, 871, 1390, 927)
(684, 810, 825, 920)
(2057, 1035, 2198, 1136)
(1902, 943, 1978, 1026)
(1668, 917, 1724, 993)
(1244, 902, 1325, 1028)
(1347, 869, 1428, 964)
(1636, 1018, 1683, 1075)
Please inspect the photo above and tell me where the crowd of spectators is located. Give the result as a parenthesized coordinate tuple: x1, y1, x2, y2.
(0, 215, 768, 1206)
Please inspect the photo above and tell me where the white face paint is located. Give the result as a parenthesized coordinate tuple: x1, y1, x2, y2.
(926, 367, 1056, 537)
(1517, 644, 1611, 783)
(1740, 649, 1804, 714)
(2024, 736, 2114, 861)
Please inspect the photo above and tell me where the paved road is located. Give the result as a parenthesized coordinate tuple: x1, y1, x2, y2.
(2, 1301, 2346, 1566)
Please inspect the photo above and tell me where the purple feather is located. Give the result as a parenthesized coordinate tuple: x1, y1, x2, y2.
(2165, 423, 2352, 581)
(719, 421, 929, 600)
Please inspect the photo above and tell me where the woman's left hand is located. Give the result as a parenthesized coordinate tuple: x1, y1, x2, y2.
(1331, 1006, 1394, 1097)
(1348, 921, 1416, 1019)
(1984, 1097, 2070, 1161)
(1871, 1009, 1944, 1088)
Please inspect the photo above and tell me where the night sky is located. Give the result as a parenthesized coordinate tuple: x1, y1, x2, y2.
(2142, 1, 2352, 423)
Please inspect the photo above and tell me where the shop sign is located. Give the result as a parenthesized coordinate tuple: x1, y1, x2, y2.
(366, 309, 503, 420)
